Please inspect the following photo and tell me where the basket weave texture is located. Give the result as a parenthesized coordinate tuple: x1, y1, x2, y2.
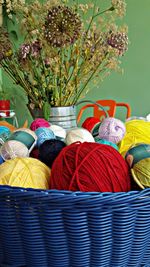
(0, 185, 150, 267)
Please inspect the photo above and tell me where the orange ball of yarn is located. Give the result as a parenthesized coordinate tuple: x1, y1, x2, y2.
(50, 142, 131, 193)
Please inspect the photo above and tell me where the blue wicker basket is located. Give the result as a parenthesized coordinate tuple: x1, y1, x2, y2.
(0, 185, 150, 267)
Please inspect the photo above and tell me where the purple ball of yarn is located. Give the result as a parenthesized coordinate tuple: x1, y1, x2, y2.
(98, 117, 126, 144)
(30, 118, 50, 131)
(39, 139, 66, 168)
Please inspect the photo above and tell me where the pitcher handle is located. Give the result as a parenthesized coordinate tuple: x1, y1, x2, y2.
(76, 100, 109, 118)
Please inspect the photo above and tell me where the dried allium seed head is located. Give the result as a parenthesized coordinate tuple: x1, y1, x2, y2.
(19, 43, 30, 60)
(44, 5, 82, 47)
(31, 40, 42, 57)
(107, 31, 128, 56)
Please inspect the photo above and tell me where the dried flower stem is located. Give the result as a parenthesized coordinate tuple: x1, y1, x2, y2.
(1, 60, 38, 104)
(72, 52, 109, 105)
(93, 6, 115, 19)
(0, 3, 2, 26)
(59, 49, 63, 106)
(85, 2, 114, 38)
(63, 51, 80, 105)
(38, 53, 50, 100)
(84, 0, 97, 38)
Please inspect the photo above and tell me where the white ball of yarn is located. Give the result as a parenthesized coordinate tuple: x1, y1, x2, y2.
(66, 127, 95, 145)
(0, 140, 29, 160)
(98, 117, 126, 144)
(49, 124, 66, 141)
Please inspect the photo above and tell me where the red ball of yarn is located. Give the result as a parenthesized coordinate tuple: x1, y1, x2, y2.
(50, 142, 131, 192)
(30, 118, 50, 131)
(30, 147, 39, 159)
(82, 117, 101, 137)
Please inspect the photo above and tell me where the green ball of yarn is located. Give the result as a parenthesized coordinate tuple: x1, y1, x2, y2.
(95, 138, 118, 151)
(125, 144, 150, 189)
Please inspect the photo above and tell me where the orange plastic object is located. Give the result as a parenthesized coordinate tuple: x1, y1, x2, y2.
(77, 100, 131, 124)
(22, 119, 28, 128)
(0, 121, 16, 132)
(0, 119, 28, 132)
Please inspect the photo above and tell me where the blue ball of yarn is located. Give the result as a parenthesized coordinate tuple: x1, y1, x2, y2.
(0, 155, 4, 165)
(35, 127, 56, 148)
(0, 126, 11, 144)
(39, 139, 66, 168)
(95, 138, 119, 151)
(0, 126, 10, 135)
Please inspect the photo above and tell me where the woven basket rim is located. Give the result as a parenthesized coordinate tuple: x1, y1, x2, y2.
(0, 184, 148, 195)
(0, 185, 149, 203)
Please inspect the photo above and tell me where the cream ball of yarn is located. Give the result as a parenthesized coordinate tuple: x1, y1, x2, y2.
(66, 127, 95, 145)
(0, 140, 29, 160)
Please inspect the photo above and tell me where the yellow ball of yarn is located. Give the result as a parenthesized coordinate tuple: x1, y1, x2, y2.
(119, 120, 150, 156)
(0, 157, 50, 189)
(131, 158, 150, 189)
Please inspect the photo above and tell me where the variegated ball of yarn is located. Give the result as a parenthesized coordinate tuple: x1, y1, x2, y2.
(35, 127, 56, 147)
(98, 117, 126, 144)
(125, 144, 150, 189)
(10, 128, 37, 153)
(65, 127, 95, 145)
(49, 124, 66, 141)
(0, 157, 50, 189)
(0, 126, 11, 145)
(0, 140, 29, 160)
(30, 118, 50, 131)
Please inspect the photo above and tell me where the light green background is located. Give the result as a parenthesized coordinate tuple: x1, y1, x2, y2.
(90, 0, 150, 119)
(1, 0, 150, 126)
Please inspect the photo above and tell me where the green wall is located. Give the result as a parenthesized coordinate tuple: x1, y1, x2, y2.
(86, 0, 150, 120)
(1, 0, 150, 125)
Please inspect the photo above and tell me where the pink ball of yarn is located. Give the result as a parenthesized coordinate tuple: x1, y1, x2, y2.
(30, 118, 50, 131)
(98, 117, 126, 144)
